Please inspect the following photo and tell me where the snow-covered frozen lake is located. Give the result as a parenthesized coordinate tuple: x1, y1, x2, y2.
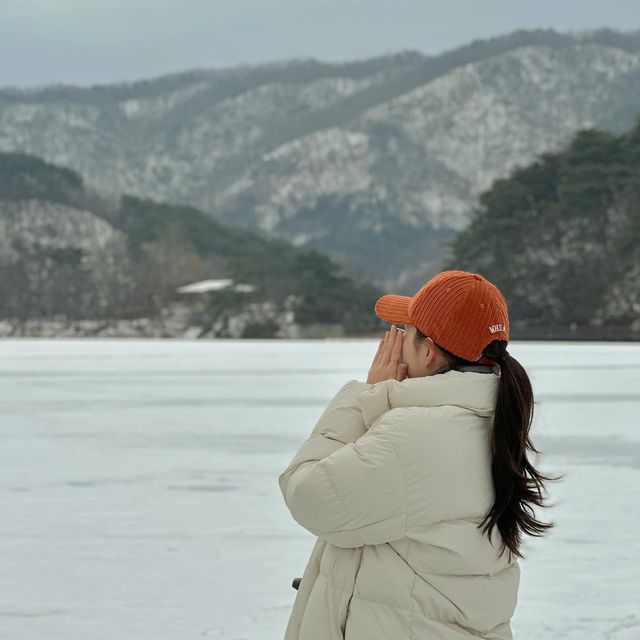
(0, 338, 638, 640)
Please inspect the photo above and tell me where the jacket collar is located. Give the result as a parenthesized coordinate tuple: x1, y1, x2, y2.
(356, 367, 500, 430)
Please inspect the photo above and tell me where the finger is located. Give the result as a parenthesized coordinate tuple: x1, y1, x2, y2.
(372, 338, 384, 363)
(380, 330, 390, 358)
(385, 326, 401, 361)
(373, 333, 387, 365)
(391, 327, 403, 359)
(382, 327, 394, 360)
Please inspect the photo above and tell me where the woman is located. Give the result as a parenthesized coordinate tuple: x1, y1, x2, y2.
(278, 270, 561, 639)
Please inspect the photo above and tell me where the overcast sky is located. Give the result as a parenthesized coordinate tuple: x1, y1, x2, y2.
(2, 0, 639, 89)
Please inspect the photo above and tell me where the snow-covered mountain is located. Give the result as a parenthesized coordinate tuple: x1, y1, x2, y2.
(1, 29, 639, 292)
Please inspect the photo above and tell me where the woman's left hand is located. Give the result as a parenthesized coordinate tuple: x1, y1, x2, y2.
(367, 325, 408, 384)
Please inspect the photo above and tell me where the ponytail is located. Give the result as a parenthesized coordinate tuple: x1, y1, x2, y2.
(477, 339, 564, 561)
(414, 328, 563, 560)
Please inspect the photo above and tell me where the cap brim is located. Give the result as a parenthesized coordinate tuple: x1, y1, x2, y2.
(374, 294, 412, 324)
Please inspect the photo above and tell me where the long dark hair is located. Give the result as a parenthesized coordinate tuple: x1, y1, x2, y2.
(414, 326, 564, 561)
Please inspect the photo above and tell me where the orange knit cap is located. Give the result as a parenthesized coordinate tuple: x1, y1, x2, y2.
(374, 270, 509, 364)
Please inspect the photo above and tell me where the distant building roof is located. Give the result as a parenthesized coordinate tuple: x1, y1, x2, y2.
(176, 279, 255, 294)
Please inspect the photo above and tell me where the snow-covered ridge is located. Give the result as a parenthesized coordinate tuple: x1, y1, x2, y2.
(0, 32, 639, 292)
(0, 199, 125, 264)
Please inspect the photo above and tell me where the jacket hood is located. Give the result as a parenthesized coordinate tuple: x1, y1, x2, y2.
(358, 368, 501, 430)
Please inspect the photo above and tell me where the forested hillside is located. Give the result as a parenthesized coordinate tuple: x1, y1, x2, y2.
(445, 117, 640, 336)
(0, 152, 383, 337)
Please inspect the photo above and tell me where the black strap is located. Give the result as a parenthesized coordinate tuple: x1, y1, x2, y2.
(433, 363, 499, 375)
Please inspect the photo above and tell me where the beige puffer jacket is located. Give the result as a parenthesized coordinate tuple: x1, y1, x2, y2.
(278, 368, 520, 639)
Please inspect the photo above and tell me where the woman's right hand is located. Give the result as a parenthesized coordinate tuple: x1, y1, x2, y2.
(367, 325, 408, 384)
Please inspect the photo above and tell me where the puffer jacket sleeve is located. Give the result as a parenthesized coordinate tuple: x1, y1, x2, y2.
(278, 379, 408, 548)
